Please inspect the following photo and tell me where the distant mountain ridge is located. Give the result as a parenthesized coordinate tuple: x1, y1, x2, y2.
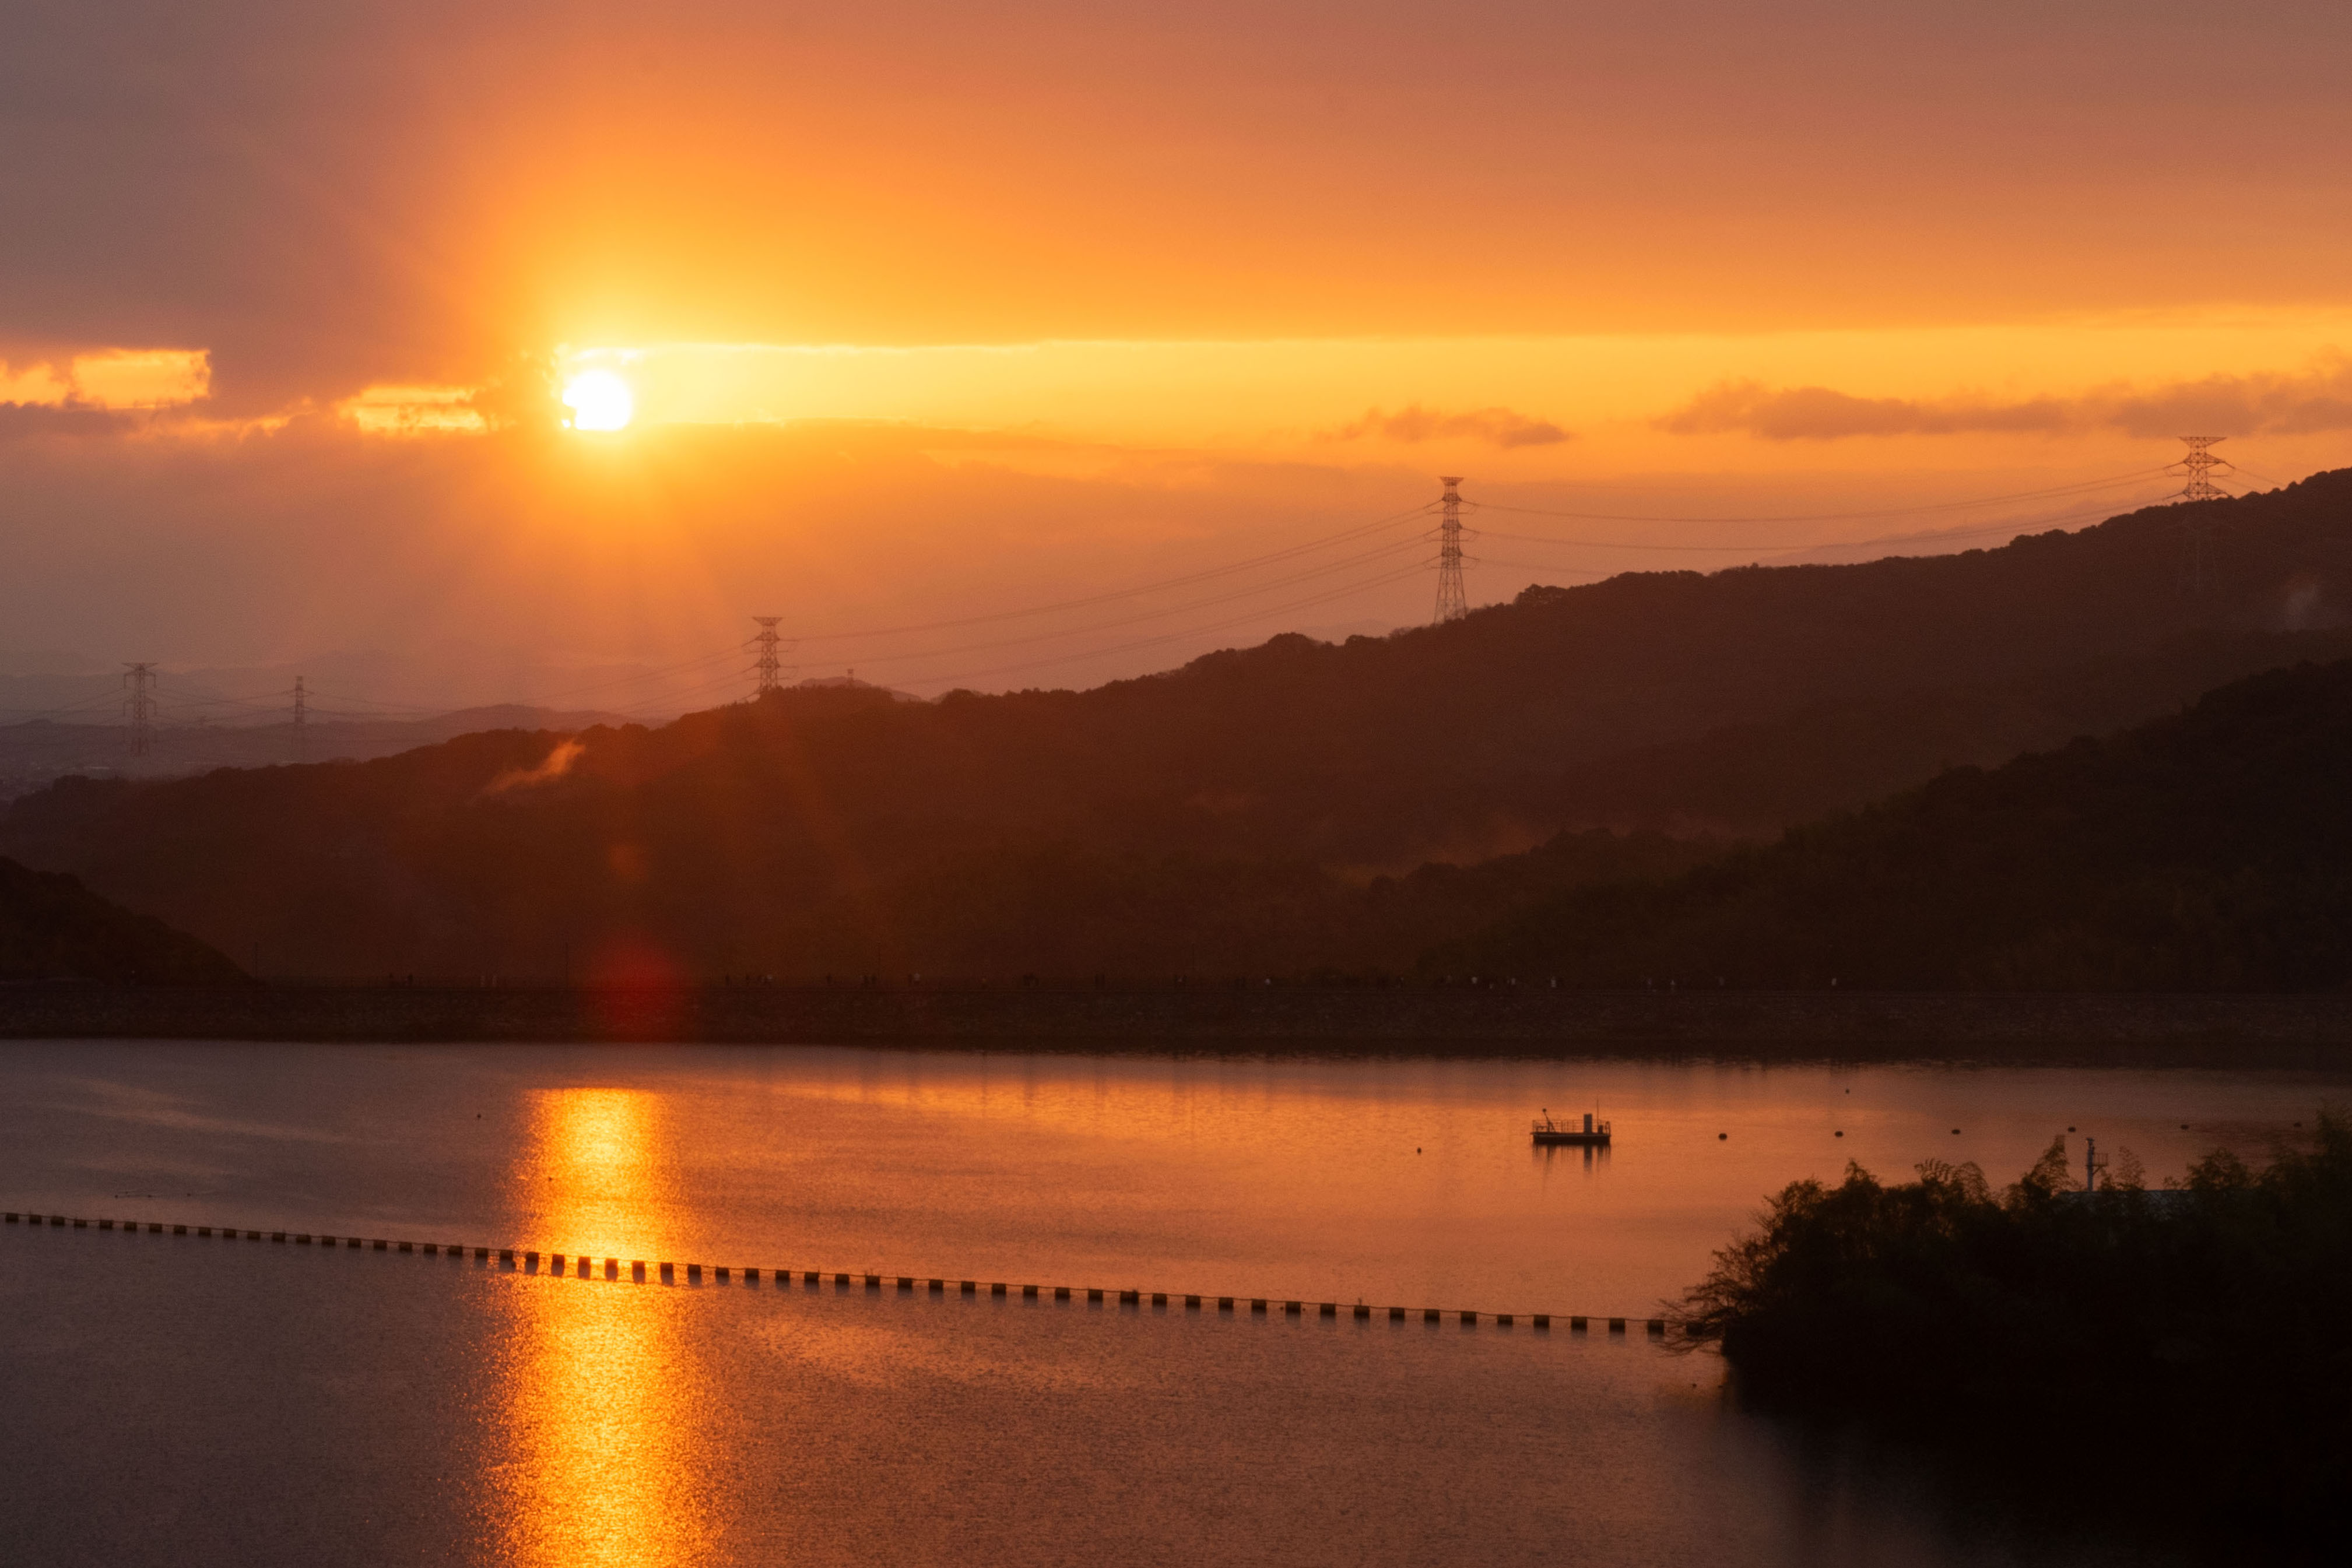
(4, 471, 2351, 978)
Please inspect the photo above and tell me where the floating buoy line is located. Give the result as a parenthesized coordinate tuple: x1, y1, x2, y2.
(5, 1208, 1673, 1338)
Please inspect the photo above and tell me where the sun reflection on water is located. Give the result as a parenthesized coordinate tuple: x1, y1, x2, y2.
(492, 1087, 715, 1565)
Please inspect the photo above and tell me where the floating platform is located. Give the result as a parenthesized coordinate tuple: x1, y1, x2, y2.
(1532, 1114, 1610, 1146)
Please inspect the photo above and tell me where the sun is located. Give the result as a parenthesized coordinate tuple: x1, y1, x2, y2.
(561, 368, 634, 431)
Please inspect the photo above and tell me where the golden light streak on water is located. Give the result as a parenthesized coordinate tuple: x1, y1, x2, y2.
(491, 1087, 720, 1565)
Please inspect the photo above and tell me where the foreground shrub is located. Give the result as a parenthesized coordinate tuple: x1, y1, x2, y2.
(1679, 1113, 2352, 1542)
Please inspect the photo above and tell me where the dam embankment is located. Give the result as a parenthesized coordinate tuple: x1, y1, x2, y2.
(6, 981, 2352, 1059)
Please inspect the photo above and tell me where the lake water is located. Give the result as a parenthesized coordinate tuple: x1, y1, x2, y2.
(1, 1040, 2336, 1566)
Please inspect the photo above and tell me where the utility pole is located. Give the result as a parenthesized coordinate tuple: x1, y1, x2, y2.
(122, 662, 158, 757)
(2168, 437, 2234, 595)
(2084, 1136, 2108, 1194)
(1434, 476, 1469, 624)
(293, 676, 307, 758)
(750, 617, 794, 698)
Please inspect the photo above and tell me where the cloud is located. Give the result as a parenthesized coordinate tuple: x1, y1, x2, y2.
(70, 350, 211, 409)
(0, 402, 141, 442)
(1328, 405, 1571, 448)
(1659, 355, 2352, 441)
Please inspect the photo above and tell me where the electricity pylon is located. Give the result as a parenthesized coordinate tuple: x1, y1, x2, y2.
(2167, 437, 2235, 595)
(1434, 476, 1469, 623)
(122, 663, 158, 756)
(751, 617, 796, 697)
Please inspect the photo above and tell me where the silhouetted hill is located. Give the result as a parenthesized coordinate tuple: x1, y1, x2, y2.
(1442, 658, 2352, 989)
(5, 472, 2352, 978)
(0, 856, 248, 983)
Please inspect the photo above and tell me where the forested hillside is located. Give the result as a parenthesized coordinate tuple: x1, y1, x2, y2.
(0, 856, 247, 983)
(5, 472, 2351, 979)
(1442, 658, 2352, 990)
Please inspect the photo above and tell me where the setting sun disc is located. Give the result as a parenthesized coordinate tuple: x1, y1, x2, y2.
(562, 368, 634, 431)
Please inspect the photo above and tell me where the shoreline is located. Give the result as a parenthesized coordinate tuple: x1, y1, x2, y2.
(6, 982, 2352, 1063)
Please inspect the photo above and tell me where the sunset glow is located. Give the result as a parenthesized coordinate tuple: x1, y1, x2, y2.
(6, 2, 2352, 703)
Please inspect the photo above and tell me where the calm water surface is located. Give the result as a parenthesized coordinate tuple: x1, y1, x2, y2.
(1, 1040, 2335, 1566)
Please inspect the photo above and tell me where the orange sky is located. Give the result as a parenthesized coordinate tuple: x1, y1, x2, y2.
(5, 2, 2351, 705)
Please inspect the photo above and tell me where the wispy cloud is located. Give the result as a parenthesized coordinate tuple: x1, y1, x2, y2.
(1326, 404, 1571, 448)
(1658, 354, 2352, 441)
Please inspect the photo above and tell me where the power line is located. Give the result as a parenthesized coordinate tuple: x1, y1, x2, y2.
(784, 501, 1442, 645)
(1475, 487, 2181, 562)
(1463, 467, 2168, 528)
(812, 533, 1432, 672)
(907, 559, 1437, 691)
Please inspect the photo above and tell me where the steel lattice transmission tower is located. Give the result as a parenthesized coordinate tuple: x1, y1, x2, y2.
(751, 617, 788, 697)
(1434, 476, 1469, 624)
(122, 662, 159, 756)
(293, 676, 308, 758)
(2167, 435, 2235, 595)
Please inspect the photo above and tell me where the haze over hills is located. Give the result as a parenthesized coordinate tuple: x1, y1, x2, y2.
(0, 705, 640, 802)
(1443, 656, 2352, 991)
(5, 472, 2352, 979)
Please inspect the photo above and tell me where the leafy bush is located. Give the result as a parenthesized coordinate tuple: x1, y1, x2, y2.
(1680, 1113, 2352, 1543)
